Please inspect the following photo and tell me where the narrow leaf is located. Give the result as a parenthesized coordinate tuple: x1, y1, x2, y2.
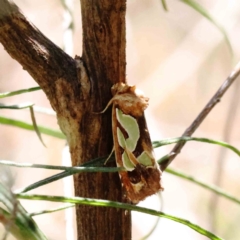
(0, 87, 41, 99)
(0, 159, 121, 172)
(0, 182, 47, 240)
(0, 103, 49, 146)
(0, 116, 65, 139)
(166, 167, 240, 206)
(2, 155, 240, 208)
(161, 0, 168, 11)
(0, 102, 34, 109)
(29, 106, 46, 147)
(153, 137, 240, 157)
(180, 0, 233, 55)
(17, 194, 224, 240)
(29, 204, 74, 217)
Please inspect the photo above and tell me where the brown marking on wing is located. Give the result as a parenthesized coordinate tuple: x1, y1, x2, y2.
(112, 104, 163, 204)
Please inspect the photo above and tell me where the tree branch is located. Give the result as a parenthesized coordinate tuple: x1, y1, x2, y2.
(160, 61, 240, 171)
(0, 0, 83, 113)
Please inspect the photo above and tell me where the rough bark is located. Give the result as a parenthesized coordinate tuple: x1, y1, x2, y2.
(76, 1, 129, 239)
(0, 0, 130, 239)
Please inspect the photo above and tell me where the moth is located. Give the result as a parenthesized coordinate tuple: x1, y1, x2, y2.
(101, 83, 163, 204)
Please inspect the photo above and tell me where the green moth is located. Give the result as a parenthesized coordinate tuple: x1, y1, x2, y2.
(102, 83, 163, 204)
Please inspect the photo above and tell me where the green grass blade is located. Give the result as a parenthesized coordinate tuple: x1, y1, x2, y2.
(29, 204, 74, 217)
(0, 103, 56, 116)
(166, 167, 240, 206)
(17, 194, 223, 240)
(32, 106, 56, 116)
(0, 183, 47, 240)
(18, 169, 122, 194)
(0, 207, 47, 240)
(29, 106, 46, 147)
(2, 154, 240, 208)
(0, 87, 41, 99)
(3, 156, 112, 193)
(180, 0, 233, 56)
(0, 159, 122, 172)
(0, 158, 122, 194)
(0, 103, 34, 109)
(0, 116, 65, 139)
(161, 0, 168, 11)
(152, 137, 240, 157)
(0, 104, 48, 146)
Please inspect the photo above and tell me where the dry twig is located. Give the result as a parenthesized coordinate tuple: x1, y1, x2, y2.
(160, 61, 240, 171)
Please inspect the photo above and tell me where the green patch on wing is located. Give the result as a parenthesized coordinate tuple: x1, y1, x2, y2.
(116, 108, 154, 169)
(116, 108, 139, 151)
(137, 151, 154, 167)
(122, 151, 135, 170)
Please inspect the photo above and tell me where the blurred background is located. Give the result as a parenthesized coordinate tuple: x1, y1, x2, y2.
(0, 0, 240, 239)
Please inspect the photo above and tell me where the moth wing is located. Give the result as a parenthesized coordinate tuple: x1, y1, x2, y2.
(112, 106, 162, 203)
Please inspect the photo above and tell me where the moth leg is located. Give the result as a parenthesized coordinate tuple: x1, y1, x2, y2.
(104, 146, 115, 165)
(124, 147, 139, 166)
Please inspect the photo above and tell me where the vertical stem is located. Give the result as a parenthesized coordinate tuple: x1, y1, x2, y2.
(74, 1, 130, 239)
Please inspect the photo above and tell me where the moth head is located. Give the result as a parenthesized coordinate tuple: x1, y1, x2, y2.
(111, 83, 149, 117)
(112, 83, 144, 96)
(111, 82, 129, 95)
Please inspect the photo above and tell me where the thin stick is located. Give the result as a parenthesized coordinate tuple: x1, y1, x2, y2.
(209, 78, 240, 232)
(160, 61, 240, 171)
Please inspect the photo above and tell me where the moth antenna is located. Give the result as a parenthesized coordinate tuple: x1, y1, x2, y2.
(104, 146, 115, 165)
(93, 97, 114, 114)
